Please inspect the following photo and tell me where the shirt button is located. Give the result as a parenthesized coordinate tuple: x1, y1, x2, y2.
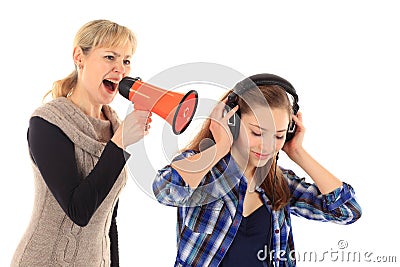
(267, 201, 271, 205)
(275, 229, 279, 234)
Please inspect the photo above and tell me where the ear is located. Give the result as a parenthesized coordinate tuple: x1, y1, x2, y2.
(73, 46, 84, 68)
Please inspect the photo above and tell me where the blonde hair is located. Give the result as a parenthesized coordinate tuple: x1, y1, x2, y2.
(44, 19, 137, 100)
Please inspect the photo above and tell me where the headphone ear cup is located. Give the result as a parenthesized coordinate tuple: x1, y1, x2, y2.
(285, 120, 296, 142)
(225, 93, 240, 140)
(228, 112, 240, 140)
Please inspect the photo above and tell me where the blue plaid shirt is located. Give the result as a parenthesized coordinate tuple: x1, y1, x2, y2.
(153, 150, 362, 267)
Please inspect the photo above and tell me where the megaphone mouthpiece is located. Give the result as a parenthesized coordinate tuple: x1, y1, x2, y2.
(118, 77, 142, 100)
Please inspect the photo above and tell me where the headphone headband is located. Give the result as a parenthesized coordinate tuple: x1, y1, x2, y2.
(234, 73, 299, 114)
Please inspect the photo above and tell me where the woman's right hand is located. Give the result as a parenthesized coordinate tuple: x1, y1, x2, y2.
(209, 98, 239, 156)
(111, 109, 152, 149)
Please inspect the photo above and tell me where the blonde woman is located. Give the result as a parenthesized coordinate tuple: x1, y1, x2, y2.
(12, 20, 152, 267)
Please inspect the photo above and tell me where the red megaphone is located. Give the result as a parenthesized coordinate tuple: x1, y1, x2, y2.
(118, 76, 198, 135)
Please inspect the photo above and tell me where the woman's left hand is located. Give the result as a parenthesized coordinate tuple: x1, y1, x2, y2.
(282, 112, 306, 160)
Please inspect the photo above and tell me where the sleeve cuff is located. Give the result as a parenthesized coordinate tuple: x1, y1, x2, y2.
(324, 182, 355, 211)
(108, 140, 131, 161)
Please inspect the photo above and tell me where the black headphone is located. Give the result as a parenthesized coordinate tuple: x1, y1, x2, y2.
(225, 73, 300, 142)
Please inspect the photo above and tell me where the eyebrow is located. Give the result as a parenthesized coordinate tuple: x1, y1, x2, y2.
(249, 123, 287, 132)
(106, 51, 131, 59)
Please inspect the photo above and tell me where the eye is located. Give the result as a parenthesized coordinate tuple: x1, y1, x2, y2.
(275, 135, 285, 140)
(252, 131, 262, 137)
(105, 55, 115, 61)
(123, 59, 131, 66)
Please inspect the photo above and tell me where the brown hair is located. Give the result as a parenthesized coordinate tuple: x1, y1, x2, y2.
(184, 84, 292, 210)
(44, 19, 137, 100)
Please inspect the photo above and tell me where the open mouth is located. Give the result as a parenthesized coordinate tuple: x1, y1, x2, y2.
(103, 79, 118, 92)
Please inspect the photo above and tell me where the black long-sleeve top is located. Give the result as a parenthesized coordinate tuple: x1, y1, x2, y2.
(28, 116, 129, 266)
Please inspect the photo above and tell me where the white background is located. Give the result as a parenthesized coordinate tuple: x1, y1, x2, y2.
(1, 0, 399, 266)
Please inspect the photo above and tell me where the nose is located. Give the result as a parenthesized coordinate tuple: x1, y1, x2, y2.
(113, 61, 126, 74)
(260, 135, 275, 154)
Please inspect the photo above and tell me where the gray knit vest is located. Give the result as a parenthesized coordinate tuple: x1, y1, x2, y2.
(12, 97, 127, 267)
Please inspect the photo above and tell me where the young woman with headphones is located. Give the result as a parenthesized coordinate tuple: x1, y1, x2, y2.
(153, 73, 362, 267)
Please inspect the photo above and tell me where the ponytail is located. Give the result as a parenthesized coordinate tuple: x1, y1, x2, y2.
(43, 69, 78, 101)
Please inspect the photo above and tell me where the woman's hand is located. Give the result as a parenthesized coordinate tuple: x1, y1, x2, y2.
(209, 98, 239, 156)
(282, 111, 306, 161)
(111, 109, 152, 149)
